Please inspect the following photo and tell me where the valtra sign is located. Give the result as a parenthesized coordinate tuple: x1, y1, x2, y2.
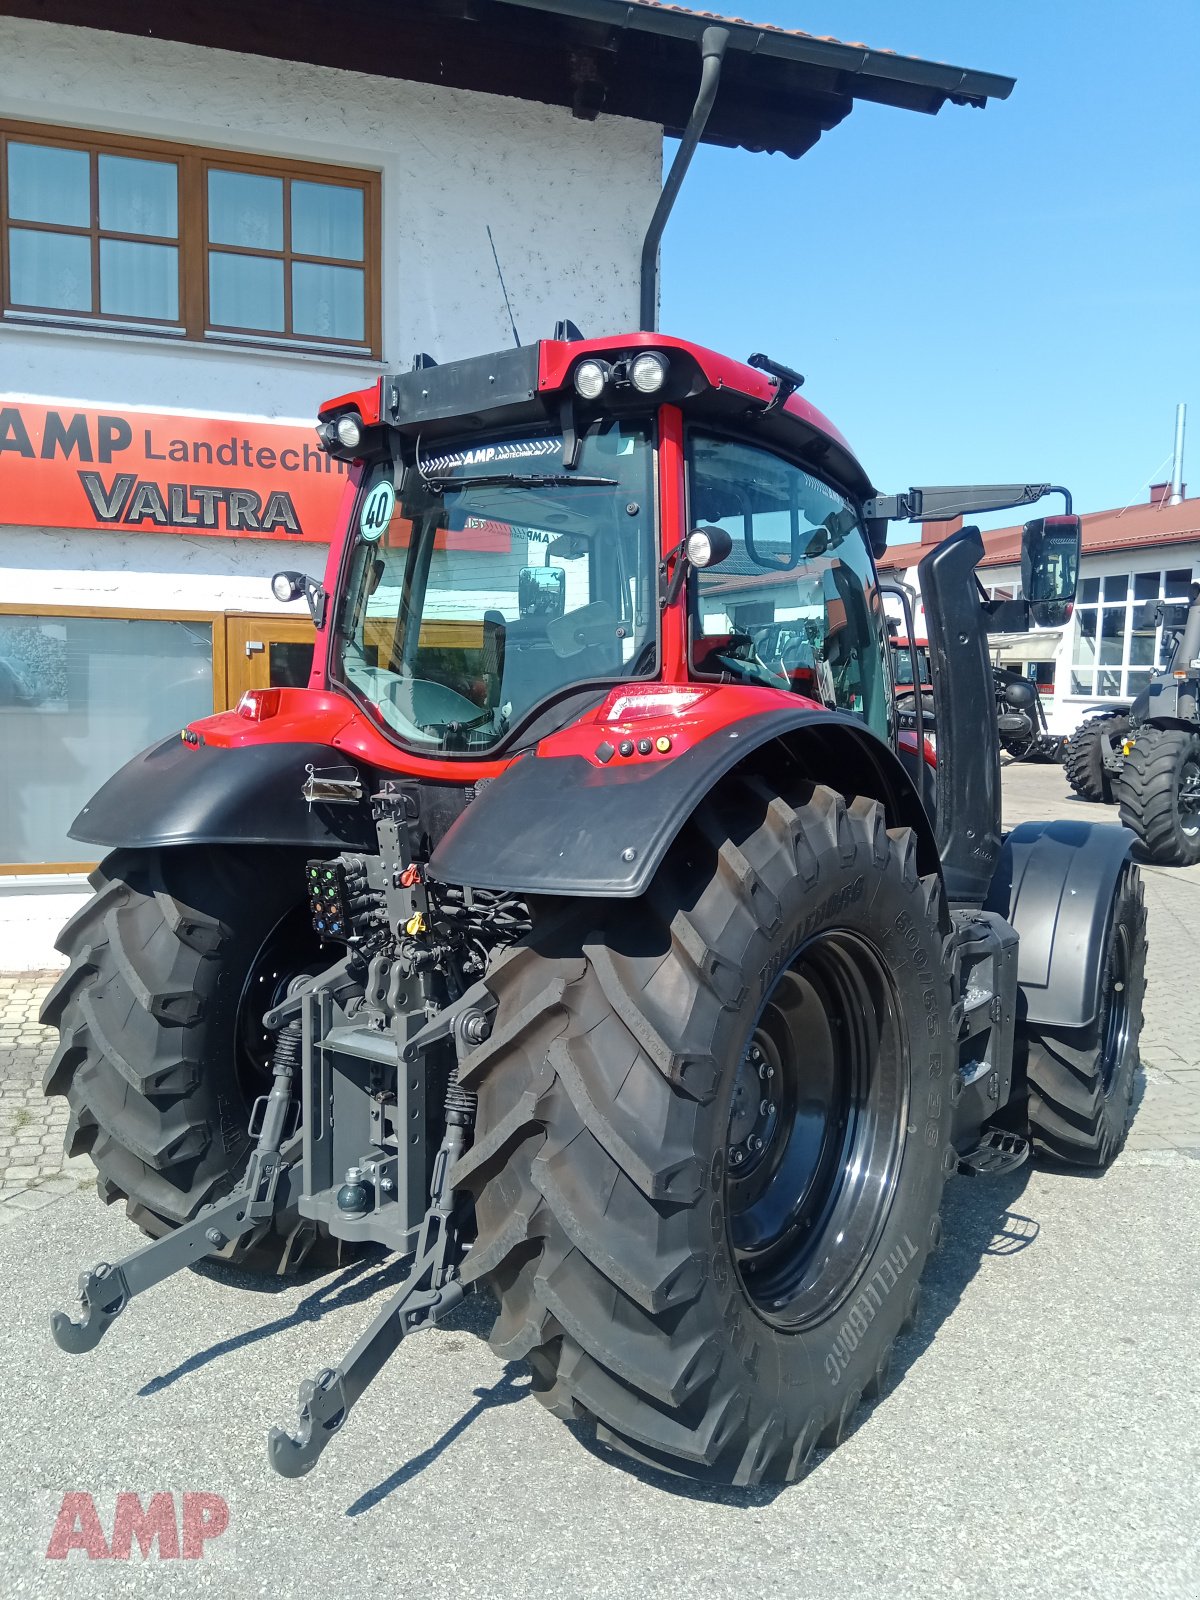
(0, 401, 350, 543)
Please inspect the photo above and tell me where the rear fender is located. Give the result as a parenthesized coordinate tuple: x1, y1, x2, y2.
(1137, 676, 1199, 727)
(69, 735, 377, 852)
(429, 708, 939, 897)
(984, 820, 1135, 1029)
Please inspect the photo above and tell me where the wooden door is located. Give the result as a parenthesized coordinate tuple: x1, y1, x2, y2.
(223, 614, 317, 706)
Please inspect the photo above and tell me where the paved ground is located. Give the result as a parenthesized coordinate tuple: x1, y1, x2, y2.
(1, 760, 1198, 1595)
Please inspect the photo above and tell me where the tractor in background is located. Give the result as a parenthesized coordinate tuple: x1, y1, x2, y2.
(1066, 583, 1200, 864)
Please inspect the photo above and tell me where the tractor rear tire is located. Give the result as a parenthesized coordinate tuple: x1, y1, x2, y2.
(41, 846, 334, 1272)
(1114, 726, 1200, 866)
(1025, 864, 1147, 1165)
(1063, 714, 1127, 802)
(456, 778, 957, 1484)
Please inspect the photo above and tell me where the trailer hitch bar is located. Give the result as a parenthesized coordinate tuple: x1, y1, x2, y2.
(267, 1122, 468, 1477)
(51, 972, 316, 1354)
(50, 1151, 300, 1353)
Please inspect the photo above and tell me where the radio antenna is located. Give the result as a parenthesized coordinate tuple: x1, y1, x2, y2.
(487, 225, 521, 348)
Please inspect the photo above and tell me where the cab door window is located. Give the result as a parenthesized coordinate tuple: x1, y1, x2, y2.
(687, 432, 890, 739)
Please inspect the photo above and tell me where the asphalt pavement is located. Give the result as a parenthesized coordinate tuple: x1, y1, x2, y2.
(1, 760, 1197, 1597)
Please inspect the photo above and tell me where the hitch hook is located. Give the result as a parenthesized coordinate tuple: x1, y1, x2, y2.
(50, 1262, 132, 1353)
(268, 1369, 348, 1478)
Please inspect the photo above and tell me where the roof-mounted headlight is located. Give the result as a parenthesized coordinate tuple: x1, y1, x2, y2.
(629, 352, 669, 394)
(573, 359, 611, 401)
(317, 409, 366, 455)
(335, 413, 363, 449)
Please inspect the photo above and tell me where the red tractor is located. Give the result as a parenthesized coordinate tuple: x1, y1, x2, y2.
(43, 331, 1146, 1485)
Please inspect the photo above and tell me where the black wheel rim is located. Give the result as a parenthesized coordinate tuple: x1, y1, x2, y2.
(1179, 758, 1200, 837)
(725, 929, 907, 1331)
(234, 904, 328, 1107)
(1100, 922, 1133, 1093)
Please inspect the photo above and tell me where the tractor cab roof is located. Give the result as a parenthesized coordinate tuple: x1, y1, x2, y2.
(319, 331, 872, 499)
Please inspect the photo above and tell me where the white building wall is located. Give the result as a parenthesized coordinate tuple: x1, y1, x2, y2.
(887, 543, 1200, 738)
(0, 525, 328, 614)
(0, 16, 662, 426)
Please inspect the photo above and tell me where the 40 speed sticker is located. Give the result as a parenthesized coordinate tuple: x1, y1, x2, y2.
(359, 479, 395, 541)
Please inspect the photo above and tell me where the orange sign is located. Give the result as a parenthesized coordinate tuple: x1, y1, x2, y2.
(0, 401, 350, 543)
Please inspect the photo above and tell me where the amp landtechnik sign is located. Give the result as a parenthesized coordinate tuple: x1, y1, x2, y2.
(0, 401, 350, 543)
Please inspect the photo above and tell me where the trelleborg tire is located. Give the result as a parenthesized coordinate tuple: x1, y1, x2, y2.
(1114, 726, 1200, 866)
(1063, 714, 1127, 802)
(40, 845, 335, 1272)
(1025, 864, 1147, 1166)
(454, 778, 957, 1484)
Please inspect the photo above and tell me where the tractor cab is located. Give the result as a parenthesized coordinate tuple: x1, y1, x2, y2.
(293, 334, 892, 770)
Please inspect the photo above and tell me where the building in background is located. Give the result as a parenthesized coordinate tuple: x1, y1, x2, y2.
(0, 4, 665, 965)
(880, 484, 1199, 738)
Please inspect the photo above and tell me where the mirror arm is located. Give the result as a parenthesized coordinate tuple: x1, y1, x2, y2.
(660, 542, 689, 610)
(559, 395, 582, 471)
(306, 580, 328, 630)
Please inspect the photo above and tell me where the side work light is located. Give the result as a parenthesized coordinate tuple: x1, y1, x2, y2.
(335, 413, 363, 449)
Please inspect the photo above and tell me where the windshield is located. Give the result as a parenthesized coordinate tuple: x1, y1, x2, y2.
(334, 419, 656, 752)
(687, 433, 890, 738)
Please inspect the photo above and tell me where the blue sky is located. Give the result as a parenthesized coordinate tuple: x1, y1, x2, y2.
(660, 1, 1199, 520)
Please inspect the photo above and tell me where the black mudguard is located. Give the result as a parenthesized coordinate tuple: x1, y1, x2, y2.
(984, 819, 1135, 1029)
(68, 735, 377, 852)
(429, 708, 938, 898)
(1139, 677, 1199, 726)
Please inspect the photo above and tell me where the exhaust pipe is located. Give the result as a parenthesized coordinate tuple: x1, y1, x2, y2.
(639, 26, 729, 331)
(1169, 402, 1186, 506)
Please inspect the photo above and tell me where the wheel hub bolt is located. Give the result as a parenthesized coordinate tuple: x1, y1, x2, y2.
(749, 1135, 764, 1152)
(758, 1061, 774, 1080)
(729, 1148, 744, 1165)
(760, 1098, 773, 1116)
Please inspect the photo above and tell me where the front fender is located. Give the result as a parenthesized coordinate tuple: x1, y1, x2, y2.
(984, 819, 1135, 1029)
(69, 735, 377, 852)
(429, 708, 938, 898)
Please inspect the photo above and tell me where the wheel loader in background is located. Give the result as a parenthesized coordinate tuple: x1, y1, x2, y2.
(1065, 583, 1200, 863)
(41, 330, 1147, 1485)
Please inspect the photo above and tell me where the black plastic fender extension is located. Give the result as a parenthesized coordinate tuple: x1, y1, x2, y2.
(984, 819, 1136, 1030)
(68, 735, 378, 852)
(429, 708, 939, 898)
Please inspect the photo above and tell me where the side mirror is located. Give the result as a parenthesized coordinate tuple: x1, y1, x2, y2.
(271, 570, 326, 628)
(518, 565, 566, 620)
(1021, 514, 1081, 628)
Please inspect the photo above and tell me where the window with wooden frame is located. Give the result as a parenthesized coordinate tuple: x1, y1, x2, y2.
(0, 605, 226, 872)
(0, 120, 381, 357)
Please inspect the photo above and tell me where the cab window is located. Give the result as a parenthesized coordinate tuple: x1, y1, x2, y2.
(687, 432, 890, 739)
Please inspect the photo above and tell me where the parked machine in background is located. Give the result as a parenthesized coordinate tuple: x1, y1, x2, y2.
(890, 629, 935, 737)
(1065, 584, 1200, 864)
(993, 664, 1063, 763)
(1064, 705, 1132, 803)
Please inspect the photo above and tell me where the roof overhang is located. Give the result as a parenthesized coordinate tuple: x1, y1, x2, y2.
(3, 0, 1015, 158)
